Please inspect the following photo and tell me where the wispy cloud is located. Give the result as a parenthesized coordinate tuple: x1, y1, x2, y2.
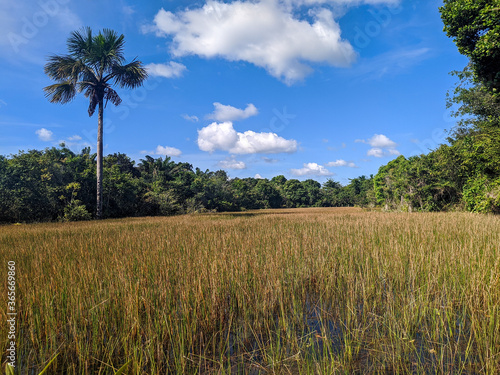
(181, 114, 199, 122)
(353, 47, 431, 79)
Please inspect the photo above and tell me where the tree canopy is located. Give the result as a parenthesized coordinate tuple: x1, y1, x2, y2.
(441, 0, 500, 90)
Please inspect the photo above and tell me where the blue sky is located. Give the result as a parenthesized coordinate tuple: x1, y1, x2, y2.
(0, 0, 468, 184)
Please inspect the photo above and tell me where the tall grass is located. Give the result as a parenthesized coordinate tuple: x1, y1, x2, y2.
(1, 208, 499, 374)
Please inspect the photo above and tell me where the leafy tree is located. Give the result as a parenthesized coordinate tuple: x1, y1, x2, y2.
(283, 179, 308, 207)
(302, 179, 322, 206)
(43, 28, 148, 218)
(321, 179, 343, 207)
(253, 179, 283, 208)
(441, 1, 500, 90)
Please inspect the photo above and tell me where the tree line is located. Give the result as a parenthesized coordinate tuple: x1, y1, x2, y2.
(0, 147, 375, 222)
(373, 1, 500, 214)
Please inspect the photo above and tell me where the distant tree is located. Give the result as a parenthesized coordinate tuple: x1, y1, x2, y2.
(283, 179, 308, 207)
(43, 28, 148, 218)
(253, 179, 283, 208)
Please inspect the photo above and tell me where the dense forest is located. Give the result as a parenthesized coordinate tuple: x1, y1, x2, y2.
(0, 147, 374, 222)
(1, 0, 499, 222)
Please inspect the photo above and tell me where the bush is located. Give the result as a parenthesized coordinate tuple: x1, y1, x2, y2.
(63, 200, 92, 221)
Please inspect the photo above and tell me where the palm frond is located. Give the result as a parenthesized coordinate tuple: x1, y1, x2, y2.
(43, 81, 77, 104)
(104, 87, 122, 107)
(108, 59, 148, 89)
(82, 85, 95, 99)
(88, 93, 99, 117)
(89, 29, 126, 76)
(101, 29, 125, 63)
(78, 81, 96, 94)
(67, 27, 93, 60)
(44, 55, 82, 81)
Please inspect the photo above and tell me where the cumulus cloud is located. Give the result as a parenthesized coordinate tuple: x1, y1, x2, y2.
(67, 135, 82, 141)
(255, 173, 264, 179)
(140, 145, 182, 157)
(145, 61, 187, 78)
(155, 145, 182, 157)
(197, 121, 297, 154)
(357, 134, 400, 157)
(291, 162, 333, 177)
(182, 114, 199, 122)
(146, 1, 357, 83)
(207, 103, 258, 122)
(326, 159, 357, 167)
(36, 128, 53, 141)
(218, 157, 246, 170)
(367, 134, 397, 148)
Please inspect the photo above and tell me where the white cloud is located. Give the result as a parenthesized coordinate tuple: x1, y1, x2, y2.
(145, 61, 187, 78)
(367, 147, 383, 158)
(67, 135, 82, 141)
(358, 134, 399, 157)
(197, 121, 297, 154)
(255, 173, 264, 179)
(207, 102, 258, 122)
(367, 134, 397, 148)
(155, 145, 182, 157)
(182, 114, 199, 122)
(218, 157, 246, 169)
(326, 159, 357, 167)
(147, 1, 357, 83)
(197, 122, 239, 153)
(36, 128, 53, 141)
(291, 162, 333, 177)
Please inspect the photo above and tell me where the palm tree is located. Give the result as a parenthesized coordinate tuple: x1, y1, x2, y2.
(44, 27, 148, 219)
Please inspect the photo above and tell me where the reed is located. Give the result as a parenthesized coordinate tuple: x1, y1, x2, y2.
(1, 208, 499, 374)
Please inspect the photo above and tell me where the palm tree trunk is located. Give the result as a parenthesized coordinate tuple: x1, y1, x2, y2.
(96, 98, 104, 219)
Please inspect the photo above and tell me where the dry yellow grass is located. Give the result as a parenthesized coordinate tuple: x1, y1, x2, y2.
(1, 208, 499, 374)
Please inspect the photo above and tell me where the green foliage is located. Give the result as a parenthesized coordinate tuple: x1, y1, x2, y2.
(440, 1, 500, 90)
(0, 147, 380, 223)
(63, 201, 92, 221)
(463, 175, 500, 213)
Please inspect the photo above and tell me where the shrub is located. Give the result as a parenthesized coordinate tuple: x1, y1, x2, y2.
(63, 200, 92, 221)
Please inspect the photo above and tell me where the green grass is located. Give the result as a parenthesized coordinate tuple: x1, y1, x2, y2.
(1, 208, 499, 374)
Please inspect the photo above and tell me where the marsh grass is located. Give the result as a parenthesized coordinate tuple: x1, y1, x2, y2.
(1, 208, 499, 374)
